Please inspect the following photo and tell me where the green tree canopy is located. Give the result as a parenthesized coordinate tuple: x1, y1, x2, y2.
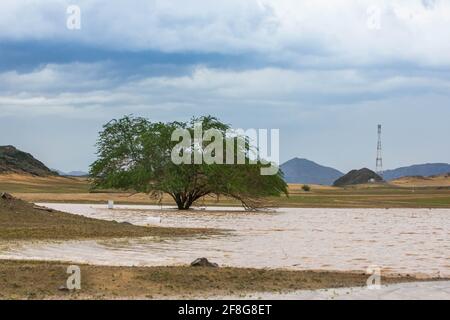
(90, 115, 287, 210)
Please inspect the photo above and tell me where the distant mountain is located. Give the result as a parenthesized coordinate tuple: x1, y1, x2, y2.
(55, 170, 89, 177)
(333, 168, 383, 187)
(383, 163, 450, 181)
(67, 171, 89, 177)
(280, 158, 344, 185)
(0, 145, 57, 176)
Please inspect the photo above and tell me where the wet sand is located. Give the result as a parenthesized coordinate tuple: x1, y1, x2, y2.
(1, 204, 449, 278)
(209, 281, 450, 300)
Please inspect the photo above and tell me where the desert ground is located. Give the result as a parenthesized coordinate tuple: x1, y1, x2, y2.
(390, 174, 450, 187)
(1, 173, 449, 208)
(1, 173, 449, 299)
(1, 259, 424, 300)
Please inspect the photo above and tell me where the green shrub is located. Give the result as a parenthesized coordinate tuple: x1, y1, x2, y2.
(301, 184, 311, 192)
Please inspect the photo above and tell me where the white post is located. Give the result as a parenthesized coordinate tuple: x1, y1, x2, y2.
(108, 200, 114, 210)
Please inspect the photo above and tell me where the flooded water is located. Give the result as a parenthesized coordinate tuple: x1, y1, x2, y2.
(1, 204, 449, 277)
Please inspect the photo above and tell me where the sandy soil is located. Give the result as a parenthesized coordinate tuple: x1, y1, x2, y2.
(390, 174, 450, 187)
(0, 173, 87, 184)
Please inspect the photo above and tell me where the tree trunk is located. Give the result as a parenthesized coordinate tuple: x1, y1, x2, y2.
(176, 200, 190, 210)
(172, 191, 203, 210)
(174, 193, 193, 210)
(176, 200, 194, 210)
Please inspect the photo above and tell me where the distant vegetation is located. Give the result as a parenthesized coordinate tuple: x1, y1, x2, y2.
(301, 184, 311, 192)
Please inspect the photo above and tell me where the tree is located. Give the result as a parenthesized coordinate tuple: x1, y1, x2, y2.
(90, 115, 288, 210)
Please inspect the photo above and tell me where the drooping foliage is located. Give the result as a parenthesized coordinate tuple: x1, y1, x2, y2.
(90, 115, 287, 210)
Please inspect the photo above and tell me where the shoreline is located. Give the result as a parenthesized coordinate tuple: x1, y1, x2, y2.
(0, 259, 440, 300)
(0, 196, 220, 241)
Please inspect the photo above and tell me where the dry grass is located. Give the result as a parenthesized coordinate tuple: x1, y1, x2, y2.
(2, 173, 450, 208)
(0, 174, 89, 193)
(390, 174, 450, 187)
(278, 182, 450, 208)
(0, 260, 428, 300)
(286, 184, 338, 192)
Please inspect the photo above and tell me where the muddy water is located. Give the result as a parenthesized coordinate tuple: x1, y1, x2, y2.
(1, 204, 449, 277)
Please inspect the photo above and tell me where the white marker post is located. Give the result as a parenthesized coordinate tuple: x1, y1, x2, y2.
(146, 216, 162, 226)
(108, 200, 114, 210)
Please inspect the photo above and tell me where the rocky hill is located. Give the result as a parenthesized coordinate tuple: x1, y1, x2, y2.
(281, 158, 343, 185)
(333, 168, 383, 187)
(0, 145, 57, 176)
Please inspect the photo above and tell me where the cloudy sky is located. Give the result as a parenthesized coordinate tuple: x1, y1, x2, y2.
(0, 0, 449, 173)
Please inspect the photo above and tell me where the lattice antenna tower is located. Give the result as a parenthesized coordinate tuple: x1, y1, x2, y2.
(376, 124, 383, 177)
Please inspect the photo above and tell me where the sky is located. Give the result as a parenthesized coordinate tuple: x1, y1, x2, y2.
(0, 0, 449, 173)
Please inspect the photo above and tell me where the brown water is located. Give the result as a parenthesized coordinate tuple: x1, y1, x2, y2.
(1, 204, 449, 277)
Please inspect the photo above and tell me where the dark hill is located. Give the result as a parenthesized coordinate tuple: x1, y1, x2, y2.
(0, 145, 57, 176)
(281, 158, 344, 185)
(333, 168, 383, 187)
